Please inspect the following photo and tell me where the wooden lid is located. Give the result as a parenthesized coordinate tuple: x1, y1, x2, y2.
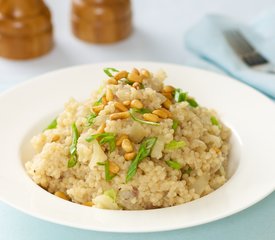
(0, 0, 53, 59)
(72, 0, 131, 22)
(0, 0, 52, 36)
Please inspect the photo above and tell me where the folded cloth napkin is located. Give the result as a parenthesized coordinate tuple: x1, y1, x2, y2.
(185, 10, 275, 99)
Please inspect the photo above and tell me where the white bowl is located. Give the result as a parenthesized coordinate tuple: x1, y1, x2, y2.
(0, 62, 274, 232)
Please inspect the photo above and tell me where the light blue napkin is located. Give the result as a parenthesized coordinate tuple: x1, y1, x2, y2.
(185, 10, 275, 99)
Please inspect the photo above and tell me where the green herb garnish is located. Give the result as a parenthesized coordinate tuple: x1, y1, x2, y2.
(166, 160, 182, 170)
(87, 113, 97, 127)
(129, 108, 160, 126)
(165, 140, 185, 150)
(94, 96, 103, 106)
(126, 137, 157, 182)
(210, 116, 219, 126)
(97, 160, 116, 181)
(120, 78, 133, 85)
(174, 88, 199, 107)
(86, 132, 116, 152)
(44, 118, 57, 131)
(68, 155, 77, 168)
(187, 98, 199, 108)
(97, 162, 106, 166)
(183, 166, 192, 175)
(132, 108, 151, 114)
(104, 189, 117, 202)
(139, 83, 145, 89)
(104, 68, 119, 77)
(172, 119, 179, 131)
(68, 123, 79, 168)
(174, 88, 188, 102)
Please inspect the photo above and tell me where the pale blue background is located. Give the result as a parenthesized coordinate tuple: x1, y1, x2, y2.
(1, 193, 275, 239)
(0, 0, 274, 239)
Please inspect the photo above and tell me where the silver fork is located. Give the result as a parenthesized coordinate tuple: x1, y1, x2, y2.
(224, 30, 275, 74)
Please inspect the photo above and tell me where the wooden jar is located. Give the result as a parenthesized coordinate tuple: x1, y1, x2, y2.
(72, 0, 132, 44)
(0, 0, 53, 60)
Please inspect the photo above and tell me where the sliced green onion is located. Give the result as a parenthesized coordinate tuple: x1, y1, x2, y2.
(187, 98, 199, 108)
(126, 137, 157, 182)
(129, 108, 160, 126)
(172, 119, 179, 131)
(44, 118, 57, 131)
(132, 108, 151, 114)
(97, 85, 104, 94)
(105, 160, 116, 181)
(210, 116, 219, 126)
(68, 123, 79, 168)
(174, 88, 199, 107)
(97, 162, 106, 166)
(104, 68, 119, 77)
(165, 160, 182, 170)
(93, 96, 103, 106)
(104, 189, 117, 202)
(182, 166, 192, 175)
(68, 155, 77, 168)
(120, 79, 134, 85)
(139, 83, 145, 89)
(86, 132, 116, 152)
(165, 140, 185, 150)
(86, 113, 97, 127)
(174, 88, 188, 102)
(96, 161, 116, 181)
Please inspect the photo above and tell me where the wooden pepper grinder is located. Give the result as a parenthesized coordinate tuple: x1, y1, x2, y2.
(72, 0, 132, 44)
(0, 0, 53, 60)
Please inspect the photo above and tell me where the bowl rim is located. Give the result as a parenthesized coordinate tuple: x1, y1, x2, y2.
(0, 61, 275, 232)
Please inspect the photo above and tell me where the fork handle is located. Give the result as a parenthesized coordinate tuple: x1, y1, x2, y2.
(253, 63, 275, 74)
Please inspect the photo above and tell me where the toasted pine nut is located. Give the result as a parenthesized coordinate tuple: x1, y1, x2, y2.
(52, 135, 60, 142)
(114, 70, 128, 80)
(132, 82, 140, 89)
(128, 73, 143, 83)
(109, 161, 120, 174)
(132, 68, 140, 75)
(124, 152, 136, 161)
(106, 88, 114, 102)
(214, 147, 221, 154)
(96, 123, 106, 134)
(140, 69, 150, 78)
(92, 104, 104, 114)
(152, 109, 168, 119)
(143, 113, 160, 122)
(116, 134, 128, 146)
(54, 191, 70, 201)
(130, 99, 143, 109)
(163, 99, 172, 109)
(121, 138, 134, 153)
(83, 201, 93, 207)
(114, 102, 128, 112)
(107, 78, 118, 85)
(162, 85, 175, 93)
(102, 96, 107, 105)
(162, 92, 173, 100)
(128, 69, 143, 83)
(160, 108, 172, 118)
(123, 100, 131, 106)
(110, 111, 130, 120)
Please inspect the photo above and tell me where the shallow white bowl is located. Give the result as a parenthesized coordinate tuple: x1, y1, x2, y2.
(0, 62, 275, 232)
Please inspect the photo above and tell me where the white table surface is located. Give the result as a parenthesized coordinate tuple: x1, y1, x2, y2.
(0, 0, 275, 239)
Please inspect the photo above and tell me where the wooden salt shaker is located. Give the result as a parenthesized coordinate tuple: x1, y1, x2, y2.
(72, 0, 132, 44)
(0, 0, 53, 60)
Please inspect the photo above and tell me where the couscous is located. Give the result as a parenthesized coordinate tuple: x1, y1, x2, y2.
(25, 67, 231, 210)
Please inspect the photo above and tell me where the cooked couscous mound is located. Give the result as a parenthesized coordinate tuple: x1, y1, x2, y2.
(25, 67, 230, 210)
